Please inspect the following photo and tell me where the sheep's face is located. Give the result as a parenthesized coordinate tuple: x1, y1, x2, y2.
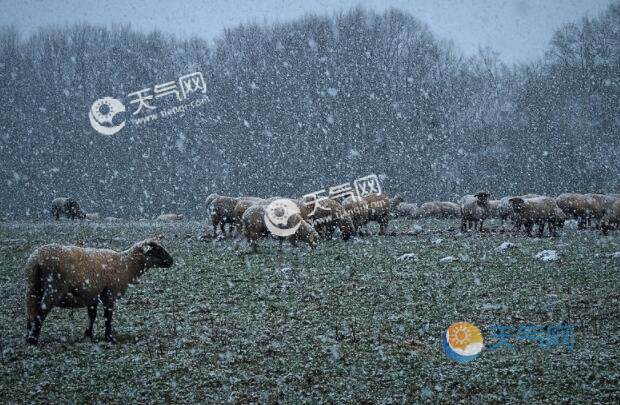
(141, 240, 174, 268)
(391, 195, 404, 206)
(509, 198, 525, 212)
(475, 192, 490, 207)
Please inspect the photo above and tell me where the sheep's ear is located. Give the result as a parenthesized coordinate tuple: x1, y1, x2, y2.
(141, 243, 153, 254)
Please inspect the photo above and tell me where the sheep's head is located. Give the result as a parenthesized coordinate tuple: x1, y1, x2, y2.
(139, 239, 174, 268)
(390, 194, 404, 207)
(508, 197, 526, 212)
(475, 191, 490, 206)
(67, 199, 85, 218)
(299, 220, 319, 250)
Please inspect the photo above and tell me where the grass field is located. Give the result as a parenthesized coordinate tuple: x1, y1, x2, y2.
(0, 219, 618, 403)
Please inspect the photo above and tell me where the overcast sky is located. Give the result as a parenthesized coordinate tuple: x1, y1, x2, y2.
(0, 0, 614, 63)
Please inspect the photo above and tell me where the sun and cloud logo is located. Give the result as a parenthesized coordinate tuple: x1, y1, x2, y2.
(89, 97, 126, 135)
(442, 322, 484, 363)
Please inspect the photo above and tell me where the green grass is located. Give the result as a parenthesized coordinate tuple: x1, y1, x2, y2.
(0, 219, 618, 403)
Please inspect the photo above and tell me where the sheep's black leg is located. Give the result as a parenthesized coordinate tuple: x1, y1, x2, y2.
(212, 222, 218, 237)
(220, 222, 226, 238)
(101, 291, 116, 343)
(84, 302, 98, 341)
(26, 293, 54, 345)
(379, 220, 388, 235)
(537, 221, 545, 237)
(551, 222, 558, 237)
(526, 223, 533, 237)
(103, 305, 115, 343)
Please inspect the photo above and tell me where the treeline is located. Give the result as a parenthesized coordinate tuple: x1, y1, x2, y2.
(0, 5, 618, 218)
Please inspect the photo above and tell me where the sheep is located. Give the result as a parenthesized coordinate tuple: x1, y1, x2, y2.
(232, 197, 267, 234)
(24, 239, 173, 345)
(417, 201, 461, 219)
(460, 192, 491, 232)
(241, 204, 318, 252)
(84, 213, 100, 221)
(497, 194, 542, 229)
(497, 197, 513, 224)
(207, 195, 262, 237)
(51, 197, 86, 220)
(509, 196, 565, 237)
(601, 199, 620, 235)
(104, 216, 123, 222)
(556, 193, 601, 229)
(156, 213, 184, 221)
(341, 197, 369, 234)
(299, 198, 354, 240)
(394, 202, 418, 219)
(368, 194, 401, 234)
(585, 193, 619, 228)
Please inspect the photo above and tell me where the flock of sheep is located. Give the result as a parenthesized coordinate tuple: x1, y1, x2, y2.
(397, 192, 620, 237)
(205, 191, 620, 248)
(26, 190, 618, 345)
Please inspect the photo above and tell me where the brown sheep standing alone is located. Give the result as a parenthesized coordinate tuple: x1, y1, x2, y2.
(25, 239, 173, 345)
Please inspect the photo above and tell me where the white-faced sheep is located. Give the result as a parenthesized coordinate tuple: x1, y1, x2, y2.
(460, 192, 491, 232)
(51, 197, 86, 220)
(509, 196, 566, 237)
(241, 204, 318, 252)
(24, 239, 173, 345)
